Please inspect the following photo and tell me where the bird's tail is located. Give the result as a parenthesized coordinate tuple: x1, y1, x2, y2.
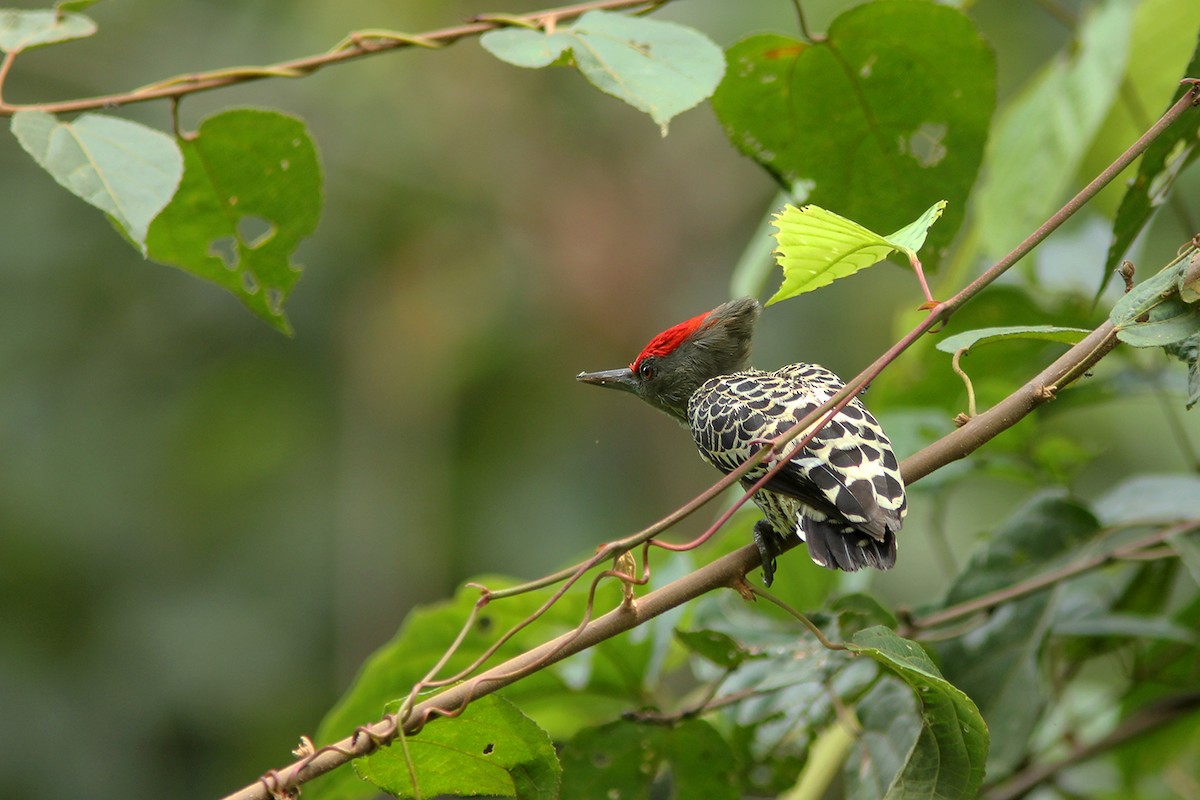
(804, 519, 897, 571)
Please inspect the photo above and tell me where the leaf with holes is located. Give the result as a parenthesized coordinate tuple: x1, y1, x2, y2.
(712, 3, 993, 273)
(0, 8, 95, 52)
(767, 201, 945, 305)
(481, 10, 725, 134)
(144, 109, 322, 335)
(11, 110, 182, 249)
(355, 695, 560, 800)
(560, 718, 738, 799)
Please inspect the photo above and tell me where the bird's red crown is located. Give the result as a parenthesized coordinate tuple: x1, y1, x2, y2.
(629, 308, 715, 373)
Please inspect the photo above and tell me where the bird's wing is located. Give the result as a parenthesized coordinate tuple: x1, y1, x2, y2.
(689, 369, 904, 539)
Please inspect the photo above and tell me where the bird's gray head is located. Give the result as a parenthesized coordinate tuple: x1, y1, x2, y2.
(577, 298, 760, 421)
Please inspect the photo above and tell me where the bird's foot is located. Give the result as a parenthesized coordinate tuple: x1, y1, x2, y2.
(753, 520, 784, 587)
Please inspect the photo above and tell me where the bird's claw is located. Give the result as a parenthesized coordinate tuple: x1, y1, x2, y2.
(753, 520, 782, 587)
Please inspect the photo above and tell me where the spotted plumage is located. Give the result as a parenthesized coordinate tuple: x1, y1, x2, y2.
(689, 364, 906, 579)
(577, 297, 907, 585)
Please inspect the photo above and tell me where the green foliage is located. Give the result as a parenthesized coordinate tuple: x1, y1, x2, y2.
(560, 718, 739, 799)
(480, 10, 725, 133)
(5, 2, 1200, 800)
(846, 678, 921, 799)
(144, 109, 322, 335)
(355, 695, 560, 800)
(0, 7, 95, 52)
(712, 1, 994, 272)
(12, 110, 183, 249)
(849, 627, 988, 799)
(976, 0, 1134, 261)
(767, 201, 944, 305)
(1105, 33, 1200, 281)
(1111, 246, 1200, 348)
(934, 495, 1101, 773)
(934, 325, 1092, 355)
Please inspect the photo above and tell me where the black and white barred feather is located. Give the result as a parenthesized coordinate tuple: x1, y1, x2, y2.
(688, 363, 907, 572)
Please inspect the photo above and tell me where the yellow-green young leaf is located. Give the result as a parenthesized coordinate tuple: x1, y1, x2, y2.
(711, 4, 994, 275)
(887, 200, 947, 258)
(767, 201, 945, 306)
(11, 110, 183, 250)
(0, 8, 95, 52)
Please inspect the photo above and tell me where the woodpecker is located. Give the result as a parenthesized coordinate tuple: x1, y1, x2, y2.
(577, 298, 906, 585)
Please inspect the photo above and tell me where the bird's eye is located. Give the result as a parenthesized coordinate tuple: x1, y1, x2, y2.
(638, 361, 656, 380)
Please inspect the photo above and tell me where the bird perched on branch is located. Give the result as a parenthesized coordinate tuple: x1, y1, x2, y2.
(577, 298, 906, 585)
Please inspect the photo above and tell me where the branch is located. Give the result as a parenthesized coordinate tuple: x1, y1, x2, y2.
(901, 518, 1200, 634)
(218, 67, 1200, 800)
(227, 544, 760, 800)
(733, 79, 1200, 525)
(983, 692, 1200, 800)
(0, 0, 665, 116)
(901, 321, 1120, 485)
(222, 304, 1137, 800)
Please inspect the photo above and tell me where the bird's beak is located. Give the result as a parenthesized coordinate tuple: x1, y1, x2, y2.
(576, 367, 638, 394)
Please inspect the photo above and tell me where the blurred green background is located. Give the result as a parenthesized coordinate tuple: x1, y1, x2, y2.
(1, 1, 1197, 798)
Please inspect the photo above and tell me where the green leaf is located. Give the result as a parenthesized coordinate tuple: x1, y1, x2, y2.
(55, 0, 101, 13)
(976, 0, 1134, 260)
(480, 27, 571, 68)
(686, 598, 860, 795)
(767, 201, 945, 305)
(1111, 254, 1200, 348)
(831, 593, 899, 638)
(933, 494, 1105, 774)
(144, 109, 322, 335)
(355, 695, 560, 800)
(1053, 612, 1200, 644)
(1116, 298, 1200, 347)
(934, 325, 1092, 354)
(308, 575, 637, 800)
(712, 3, 994, 273)
(560, 718, 738, 800)
(11, 110, 182, 250)
(1077, 0, 1200, 219)
(1164, 333, 1200, 409)
(1170, 527, 1200, 584)
(480, 10, 725, 133)
(944, 493, 1101, 604)
(0, 8, 95, 52)
(936, 595, 1054, 775)
(845, 677, 921, 800)
(1093, 473, 1200, 525)
(848, 627, 988, 800)
(675, 628, 761, 669)
(1105, 33, 1200, 280)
